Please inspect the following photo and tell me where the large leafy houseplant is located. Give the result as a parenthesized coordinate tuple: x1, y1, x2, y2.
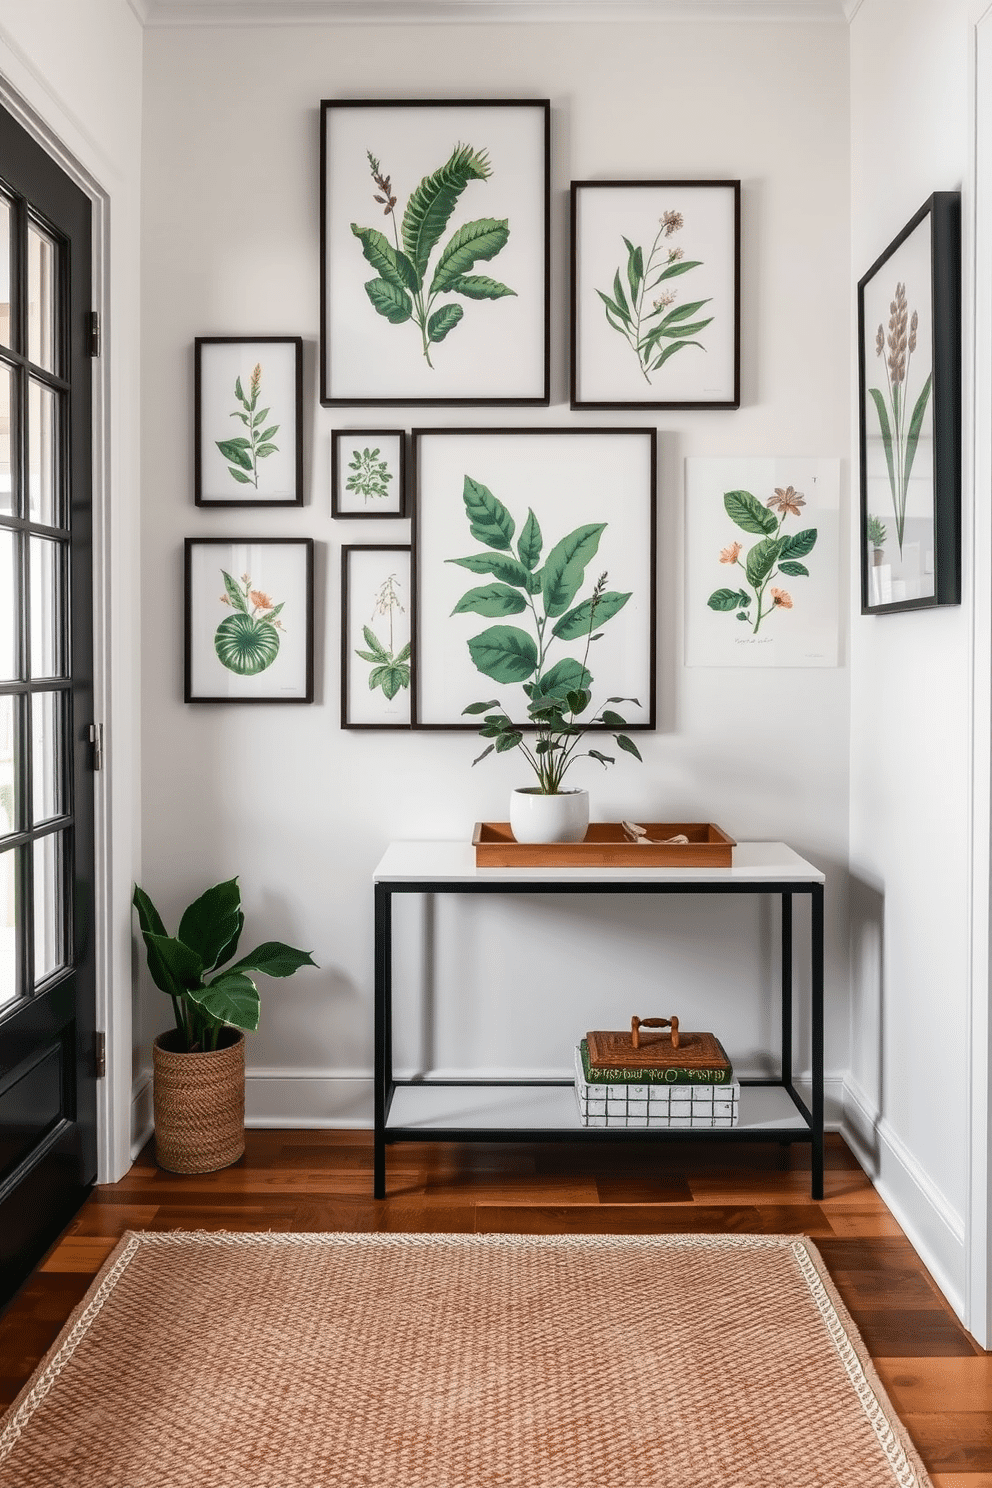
(132, 877, 316, 1052)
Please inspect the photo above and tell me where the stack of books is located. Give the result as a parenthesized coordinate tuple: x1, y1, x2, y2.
(574, 1026, 740, 1128)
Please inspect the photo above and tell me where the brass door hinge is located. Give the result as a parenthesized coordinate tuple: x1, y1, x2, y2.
(94, 1031, 106, 1080)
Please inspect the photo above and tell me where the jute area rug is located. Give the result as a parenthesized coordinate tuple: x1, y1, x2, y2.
(0, 1231, 931, 1488)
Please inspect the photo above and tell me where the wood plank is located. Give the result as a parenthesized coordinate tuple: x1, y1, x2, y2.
(900, 1413, 992, 1472)
(39, 1236, 119, 1273)
(475, 1204, 833, 1235)
(848, 1310, 980, 1359)
(876, 1357, 992, 1413)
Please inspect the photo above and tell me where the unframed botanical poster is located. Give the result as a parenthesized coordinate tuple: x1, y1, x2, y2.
(685, 459, 840, 668)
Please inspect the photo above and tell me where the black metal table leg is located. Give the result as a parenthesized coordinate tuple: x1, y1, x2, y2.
(781, 892, 793, 1089)
(373, 882, 390, 1199)
(811, 881, 825, 1200)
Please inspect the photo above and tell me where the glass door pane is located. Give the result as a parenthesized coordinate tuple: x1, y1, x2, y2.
(0, 695, 15, 836)
(0, 363, 12, 516)
(29, 535, 64, 679)
(28, 380, 57, 526)
(27, 223, 56, 373)
(0, 196, 10, 349)
(30, 691, 63, 825)
(0, 527, 17, 680)
(32, 831, 63, 985)
(0, 848, 15, 1008)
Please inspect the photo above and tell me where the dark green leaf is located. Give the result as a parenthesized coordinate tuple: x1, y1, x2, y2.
(364, 277, 413, 324)
(361, 626, 389, 661)
(228, 469, 253, 484)
(655, 317, 714, 340)
(178, 877, 243, 973)
(216, 440, 252, 470)
(517, 508, 542, 571)
(446, 273, 516, 300)
(779, 528, 818, 560)
(461, 475, 516, 551)
(708, 588, 746, 612)
(187, 972, 260, 1033)
(623, 236, 642, 302)
(472, 744, 495, 765)
(615, 734, 643, 760)
(532, 657, 592, 699)
(649, 342, 701, 372)
(430, 217, 510, 293)
(427, 303, 464, 343)
(221, 570, 248, 614)
(142, 932, 204, 996)
(541, 524, 607, 617)
(462, 699, 500, 715)
(446, 552, 532, 588)
(746, 537, 785, 589)
(551, 590, 631, 640)
(466, 625, 539, 684)
(132, 884, 167, 939)
(724, 490, 778, 535)
(595, 288, 632, 326)
(350, 224, 421, 292)
(401, 143, 492, 280)
(495, 730, 523, 753)
(657, 297, 711, 328)
(600, 710, 627, 727)
(228, 941, 317, 978)
(588, 749, 614, 767)
(653, 259, 703, 282)
(612, 270, 630, 321)
(379, 664, 410, 700)
(451, 583, 527, 618)
(777, 561, 810, 578)
(566, 689, 591, 714)
(214, 909, 245, 970)
(215, 614, 280, 676)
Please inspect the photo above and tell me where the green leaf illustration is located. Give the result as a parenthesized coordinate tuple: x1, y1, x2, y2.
(350, 224, 421, 292)
(466, 625, 539, 683)
(234, 376, 245, 401)
(724, 491, 779, 535)
(222, 570, 248, 614)
(868, 387, 897, 498)
(447, 552, 534, 589)
(903, 372, 933, 488)
(427, 303, 464, 342)
(227, 469, 253, 484)
(652, 259, 703, 283)
(779, 528, 818, 560)
(256, 444, 278, 458)
(447, 274, 515, 300)
(541, 524, 606, 617)
(517, 508, 543, 571)
(623, 236, 643, 302)
(430, 217, 510, 293)
(657, 318, 714, 340)
(708, 588, 746, 612)
(778, 561, 810, 577)
(255, 426, 279, 444)
(746, 537, 785, 589)
(451, 583, 528, 618)
(364, 277, 413, 324)
(216, 439, 253, 471)
(551, 590, 631, 640)
(214, 614, 280, 675)
(649, 342, 702, 372)
(531, 657, 592, 699)
(361, 625, 389, 661)
(656, 298, 711, 329)
(462, 474, 516, 551)
(595, 288, 632, 326)
(401, 142, 492, 282)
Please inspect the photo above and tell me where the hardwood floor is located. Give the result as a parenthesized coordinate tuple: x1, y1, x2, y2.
(0, 1130, 988, 1484)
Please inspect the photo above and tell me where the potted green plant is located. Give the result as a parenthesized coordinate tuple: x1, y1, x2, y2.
(463, 577, 643, 843)
(132, 877, 316, 1174)
(867, 513, 887, 566)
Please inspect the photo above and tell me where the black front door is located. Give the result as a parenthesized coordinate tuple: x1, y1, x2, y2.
(0, 103, 96, 1305)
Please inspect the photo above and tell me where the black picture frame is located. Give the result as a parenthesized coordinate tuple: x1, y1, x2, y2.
(340, 544, 413, 729)
(858, 192, 961, 614)
(411, 426, 657, 730)
(570, 179, 741, 411)
(194, 336, 304, 507)
(184, 537, 314, 703)
(320, 99, 551, 407)
(331, 430, 407, 518)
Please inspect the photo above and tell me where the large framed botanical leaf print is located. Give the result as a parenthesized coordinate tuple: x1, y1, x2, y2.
(320, 100, 550, 406)
(185, 538, 314, 703)
(412, 428, 656, 729)
(341, 545, 412, 728)
(857, 192, 961, 614)
(570, 180, 740, 410)
(195, 338, 303, 506)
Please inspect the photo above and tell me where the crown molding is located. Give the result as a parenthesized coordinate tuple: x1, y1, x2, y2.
(134, 0, 849, 26)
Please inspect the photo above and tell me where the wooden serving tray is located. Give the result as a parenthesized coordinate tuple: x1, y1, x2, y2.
(472, 822, 736, 868)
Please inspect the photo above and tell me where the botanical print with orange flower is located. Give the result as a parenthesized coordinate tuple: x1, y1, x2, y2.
(707, 484, 817, 634)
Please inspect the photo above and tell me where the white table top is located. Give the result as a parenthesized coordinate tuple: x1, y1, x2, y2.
(373, 839, 824, 885)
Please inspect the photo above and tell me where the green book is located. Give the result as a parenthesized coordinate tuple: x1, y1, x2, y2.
(580, 1039, 734, 1087)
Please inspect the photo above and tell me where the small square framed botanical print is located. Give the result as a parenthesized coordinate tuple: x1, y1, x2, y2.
(185, 538, 314, 703)
(195, 337, 304, 506)
(331, 430, 406, 518)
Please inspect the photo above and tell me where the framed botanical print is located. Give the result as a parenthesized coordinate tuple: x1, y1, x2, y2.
(570, 180, 740, 410)
(858, 192, 961, 613)
(195, 337, 303, 506)
(331, 430, 406, 518)
(184, 538, 314, 703)
(341, 545, 412, 728)
(320, 99, 550, 406)
(412, 427, 656, 729)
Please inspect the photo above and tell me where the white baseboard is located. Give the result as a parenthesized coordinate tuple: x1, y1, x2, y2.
(841, 1073, 966, 1322)
(245, 1071, 374, 1127)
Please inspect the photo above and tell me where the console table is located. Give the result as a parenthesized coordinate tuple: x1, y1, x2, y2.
(373, 840, 825, 1200)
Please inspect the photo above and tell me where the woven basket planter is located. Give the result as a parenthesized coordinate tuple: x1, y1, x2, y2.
(152, 1028, 246, 1174)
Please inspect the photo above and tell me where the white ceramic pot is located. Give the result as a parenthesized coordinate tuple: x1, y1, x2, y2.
(509, 788, 590, 844)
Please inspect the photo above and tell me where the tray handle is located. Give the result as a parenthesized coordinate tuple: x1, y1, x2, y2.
(631, 1015, 679, 1050)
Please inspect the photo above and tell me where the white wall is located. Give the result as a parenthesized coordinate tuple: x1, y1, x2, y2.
(0, 0, 144, 1181)
(138, 16, 852, 1130)
(848, 0, 977, 1322)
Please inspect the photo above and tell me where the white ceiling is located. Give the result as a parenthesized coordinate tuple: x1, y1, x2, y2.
(128, 0, 859, 25)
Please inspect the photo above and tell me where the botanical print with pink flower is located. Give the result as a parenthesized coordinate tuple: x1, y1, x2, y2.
(707, 485, 818, 634)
